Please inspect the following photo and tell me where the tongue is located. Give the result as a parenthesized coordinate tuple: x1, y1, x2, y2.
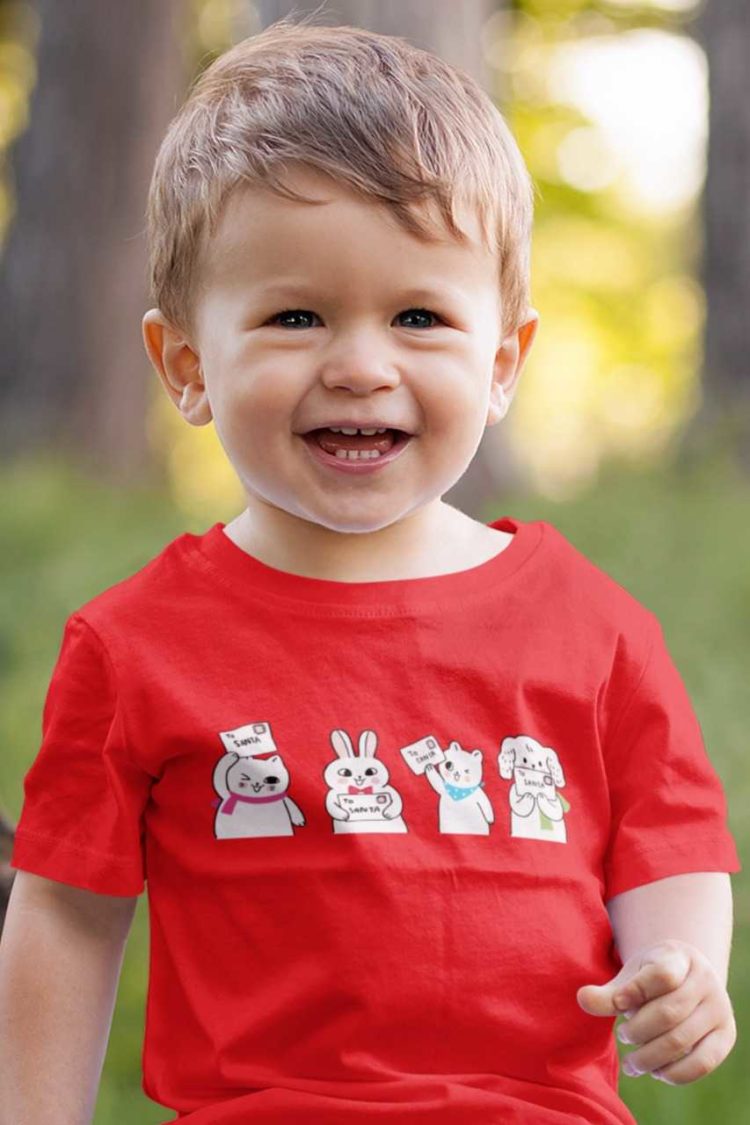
(314, 428, 397, 454)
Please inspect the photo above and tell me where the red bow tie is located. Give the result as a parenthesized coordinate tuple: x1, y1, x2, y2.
(348, 785, 374, 795)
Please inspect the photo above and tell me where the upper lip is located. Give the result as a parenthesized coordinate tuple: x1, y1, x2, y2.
(297, 420, 416, 435)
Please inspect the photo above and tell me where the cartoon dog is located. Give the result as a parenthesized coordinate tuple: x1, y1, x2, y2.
(498, 735, 569, 842)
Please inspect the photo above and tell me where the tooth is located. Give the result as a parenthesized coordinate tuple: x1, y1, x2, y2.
(360, 428, 377, 435)
(339, 427, 358, 434)
(333, 448, 383, 460)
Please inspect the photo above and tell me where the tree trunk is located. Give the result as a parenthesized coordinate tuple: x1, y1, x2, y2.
(256, 0, 530, 514)
(0, 0, 189, 934)
(0, 0, 188, 483)
(678, 0, 750, 472)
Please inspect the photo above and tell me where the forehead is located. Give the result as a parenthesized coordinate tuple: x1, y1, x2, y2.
(199, 167, 496, 296)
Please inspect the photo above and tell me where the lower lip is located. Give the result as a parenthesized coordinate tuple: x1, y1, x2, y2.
(299, 431, 414, 474)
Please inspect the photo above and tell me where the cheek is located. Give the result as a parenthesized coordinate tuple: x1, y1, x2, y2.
(213, 369, 294, 436)
(419, 354, 491, 421)
(426, 388, 489, 455)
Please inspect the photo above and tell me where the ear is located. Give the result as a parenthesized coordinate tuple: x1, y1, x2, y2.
(487, 308, 540, 426)
(141, 308, 213, 426)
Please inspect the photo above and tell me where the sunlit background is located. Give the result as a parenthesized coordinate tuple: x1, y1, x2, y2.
(0, 0, 719, 512)
(506, 3, 708, 497)
(130, 0, 717, 514)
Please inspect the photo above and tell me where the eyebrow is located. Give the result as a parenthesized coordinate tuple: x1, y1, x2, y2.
(255, 280, 470, 305)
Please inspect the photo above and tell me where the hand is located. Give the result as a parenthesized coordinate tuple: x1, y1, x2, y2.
(576, 939, 737, 1085)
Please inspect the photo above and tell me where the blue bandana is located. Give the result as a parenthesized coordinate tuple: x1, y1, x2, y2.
(445, 780, 484, 802)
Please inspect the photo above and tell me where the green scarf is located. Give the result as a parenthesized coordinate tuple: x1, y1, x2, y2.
(539, 792, 570, 831)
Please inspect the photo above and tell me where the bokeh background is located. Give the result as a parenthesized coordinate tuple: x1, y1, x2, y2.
(0, 0, 747, 1121)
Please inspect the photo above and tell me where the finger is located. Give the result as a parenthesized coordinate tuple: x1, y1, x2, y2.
(621, 996, 715, 1079)
(617, 967, 702, 1048)
(617, 945, 692, 1010)
(652, 1025, 734, 1086)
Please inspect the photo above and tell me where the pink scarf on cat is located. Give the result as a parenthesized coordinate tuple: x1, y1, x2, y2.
(221, 788, 289, 814)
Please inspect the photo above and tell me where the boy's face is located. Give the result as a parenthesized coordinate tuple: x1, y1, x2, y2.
(143, 166, 537, 537)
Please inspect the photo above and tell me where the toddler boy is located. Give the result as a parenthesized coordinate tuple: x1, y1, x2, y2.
(2, 16, 740, 1125)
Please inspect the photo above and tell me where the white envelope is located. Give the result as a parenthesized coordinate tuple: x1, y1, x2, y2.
(339, 791, 393, 820)
(399, 735, 445, 775)
(219, 721, 277, 757)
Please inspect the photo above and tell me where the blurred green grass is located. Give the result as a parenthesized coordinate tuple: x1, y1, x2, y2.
(1, 447, 747, 1124)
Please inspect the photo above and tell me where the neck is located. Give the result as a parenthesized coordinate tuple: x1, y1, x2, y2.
(224, 499, 480, 582)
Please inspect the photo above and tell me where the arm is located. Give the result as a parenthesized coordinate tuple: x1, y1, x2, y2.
(578, 872, 737, 1085)
(0, 870, 138, 1125)
(605, 872, 734, 987)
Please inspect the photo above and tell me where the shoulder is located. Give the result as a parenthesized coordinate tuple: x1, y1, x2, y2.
(68, 527, 202, 649)
(531, 518, 658, 651)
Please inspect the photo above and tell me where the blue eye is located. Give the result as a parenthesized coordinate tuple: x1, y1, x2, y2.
(397, 308, 441, 329)
(268, 309, 319, 329)
(266, 307, 442, 329)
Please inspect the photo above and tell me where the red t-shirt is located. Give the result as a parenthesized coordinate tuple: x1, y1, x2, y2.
(11, 515, 741, 1124)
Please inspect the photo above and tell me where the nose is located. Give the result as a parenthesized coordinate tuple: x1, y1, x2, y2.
(318, 330, 402, 394)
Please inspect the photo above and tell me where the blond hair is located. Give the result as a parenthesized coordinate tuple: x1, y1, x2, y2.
(145, 12, 535, 340)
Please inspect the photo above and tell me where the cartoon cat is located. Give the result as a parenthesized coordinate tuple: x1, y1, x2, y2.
(213, 751, 306, 839)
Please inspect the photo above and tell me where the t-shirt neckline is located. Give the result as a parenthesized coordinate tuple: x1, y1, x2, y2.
(190, 515, 544, 614)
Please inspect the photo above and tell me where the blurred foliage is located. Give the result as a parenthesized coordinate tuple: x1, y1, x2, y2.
(0, 1, 41, 236)
(1, 441, 748, 1123)
(500, 0, 710, 498)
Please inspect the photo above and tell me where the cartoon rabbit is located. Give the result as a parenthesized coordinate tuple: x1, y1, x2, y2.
(498, 734, 569, 843)
(324, 728, 408, 833)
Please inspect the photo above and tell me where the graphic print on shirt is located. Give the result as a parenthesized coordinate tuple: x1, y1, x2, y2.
(210, 722, 571, 842)
(324, 728, 408, 833)
(498, 734, 570, 842)
(400, 735, 494, 835)
(212, 722, 306, 839)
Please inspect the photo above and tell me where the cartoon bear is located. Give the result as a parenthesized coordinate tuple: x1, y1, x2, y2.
(425, 740, 494, 835)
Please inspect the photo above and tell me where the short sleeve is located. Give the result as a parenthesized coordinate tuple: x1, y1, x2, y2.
(602, 616, 741, 902)
(10, 613, 152, 896)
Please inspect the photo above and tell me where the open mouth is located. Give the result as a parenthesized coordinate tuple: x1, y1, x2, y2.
(303, 427, 412, 462)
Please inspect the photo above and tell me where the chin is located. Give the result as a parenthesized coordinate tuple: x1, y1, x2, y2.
(297, 506, 414, 536)
(310, 515, 399, 535)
